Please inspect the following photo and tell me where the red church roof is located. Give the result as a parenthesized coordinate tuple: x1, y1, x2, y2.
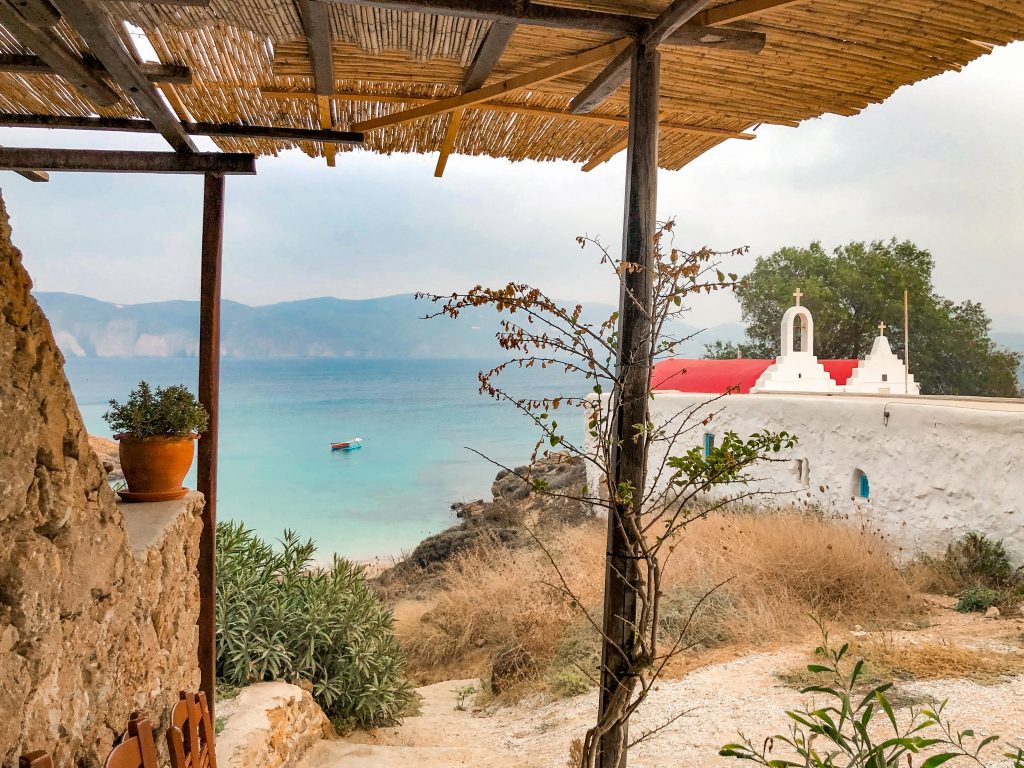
(651, 358, 860, 394)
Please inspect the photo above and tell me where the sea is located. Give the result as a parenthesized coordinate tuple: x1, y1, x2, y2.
(64, 358, 586, 560)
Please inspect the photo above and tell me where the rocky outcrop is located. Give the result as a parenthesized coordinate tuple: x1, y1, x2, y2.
(377, 453, 588, 595)
(0, 191, 202, 767)
(216, 682, 333, 768)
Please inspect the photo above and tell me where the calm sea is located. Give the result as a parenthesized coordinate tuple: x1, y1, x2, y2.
(64, 358, 585, 559)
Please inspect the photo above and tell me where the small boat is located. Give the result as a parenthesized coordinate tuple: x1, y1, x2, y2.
(331, 437, 363, 452)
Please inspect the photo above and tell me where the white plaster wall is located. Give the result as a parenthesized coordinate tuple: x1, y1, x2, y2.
(587, 392, 1024, 561)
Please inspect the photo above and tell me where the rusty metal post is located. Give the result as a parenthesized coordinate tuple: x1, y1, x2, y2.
(596, 40, 660, 768)
(197, 172, 224, 715)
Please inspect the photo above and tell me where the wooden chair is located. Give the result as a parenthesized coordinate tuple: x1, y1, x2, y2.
(103, 711, 160, 768)
(19, 751, 53, 768)
(166, 691, 217, 768)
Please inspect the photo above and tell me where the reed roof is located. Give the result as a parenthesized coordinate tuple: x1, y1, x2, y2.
(2, 0, 1023, 171)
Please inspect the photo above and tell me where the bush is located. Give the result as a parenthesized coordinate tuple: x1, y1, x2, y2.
(215, 521, 415, 727)
(104, 380, 208, 437)
(915, 532, 1019, 593)
(955, 586, 1003, 613)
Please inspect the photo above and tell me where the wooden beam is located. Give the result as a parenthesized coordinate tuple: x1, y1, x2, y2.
(8, 0, 59, 27)
(581, 133, 627, 171)
(665, 24, 765, 51)
(0, 147, 256, 173)
(316, 94, 336, 166)
(463, 20, 515, 91)
(0, 1, 119, 106)
(101, 0, 209, 4)
(0, 112, 364, 143)
(569, 44, 634, 116)
(0, 143, 47, 180)
(643, 0, 713, 46)
(697, 0, 805, 25)
(597, 39, 660, 768)
(570, 0, 711, 115)
(328, 0, 646, 35)
(0, 53, 192, 83)
(298, 0, 333, 95)
(434, 109, 463, 177)
(435, 20, 515, 177)
(260, 90, 760, 137)
(50, 0, 197, 152)
(326, 0, 761, 49)
(353, 38, 630, 132)
(197, 171, 223, 721)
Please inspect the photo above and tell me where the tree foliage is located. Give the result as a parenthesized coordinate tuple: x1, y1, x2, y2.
(704, 240, 1021, 397)
(215, 521, 415, 728)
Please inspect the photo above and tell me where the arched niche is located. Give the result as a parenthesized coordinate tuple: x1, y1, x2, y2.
(780, 306, 814, 356)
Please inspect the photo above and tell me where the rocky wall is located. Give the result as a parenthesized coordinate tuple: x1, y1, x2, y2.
(0, 191, 203, 766)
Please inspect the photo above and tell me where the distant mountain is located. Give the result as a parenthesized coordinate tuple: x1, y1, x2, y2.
(34, 292, 740, 360)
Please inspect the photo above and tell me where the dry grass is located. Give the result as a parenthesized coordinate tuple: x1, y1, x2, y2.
(397, 510, 922, 692)
(782, 635, 1024, 689)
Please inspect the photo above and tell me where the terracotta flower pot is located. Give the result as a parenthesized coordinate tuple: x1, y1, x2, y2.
(116, 435, 197, 502)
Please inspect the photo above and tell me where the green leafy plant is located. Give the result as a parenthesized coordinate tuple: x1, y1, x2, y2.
(104, 380, 208, 438)
(453, 684, 478, 711)
(215, 521, 416, 727)
(720, 619, 1022, 768)
(955, 586, 1002, 613)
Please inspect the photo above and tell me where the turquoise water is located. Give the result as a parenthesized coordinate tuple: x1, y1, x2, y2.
(64, 358, 585, 559)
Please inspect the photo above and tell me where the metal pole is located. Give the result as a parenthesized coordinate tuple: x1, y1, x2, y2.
(197, 172, 224, 715)
(597, 40, 660, 768)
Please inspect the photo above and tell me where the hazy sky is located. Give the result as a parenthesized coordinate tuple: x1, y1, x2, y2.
(2, 41, 1022, 330)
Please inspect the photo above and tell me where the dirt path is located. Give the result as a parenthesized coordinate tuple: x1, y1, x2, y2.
(298, 607, 1024, 768)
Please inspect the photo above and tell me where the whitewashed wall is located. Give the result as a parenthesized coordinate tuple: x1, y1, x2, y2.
(588, 392, 1024, 561)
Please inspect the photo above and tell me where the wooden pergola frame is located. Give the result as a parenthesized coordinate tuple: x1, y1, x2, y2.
(3, 0, 1020, 765)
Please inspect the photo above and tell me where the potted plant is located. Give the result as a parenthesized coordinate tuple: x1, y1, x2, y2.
(104, 380, 209, 502)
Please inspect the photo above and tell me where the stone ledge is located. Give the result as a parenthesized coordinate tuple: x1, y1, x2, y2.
(120, 490, 205, 561)
(217, 682, 333, 768)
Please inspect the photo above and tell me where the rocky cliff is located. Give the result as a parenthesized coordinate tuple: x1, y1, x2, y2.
(0, 191, 202, 766)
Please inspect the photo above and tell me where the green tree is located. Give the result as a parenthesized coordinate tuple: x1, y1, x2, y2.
(705, 239, 1021, 397)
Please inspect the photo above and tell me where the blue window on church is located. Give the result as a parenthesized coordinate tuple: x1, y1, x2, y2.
(859, 473, 870, 499)
(704, 433, 715, 457)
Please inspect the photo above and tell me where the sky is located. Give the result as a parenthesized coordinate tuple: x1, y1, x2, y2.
(1, 41, 1022, 331)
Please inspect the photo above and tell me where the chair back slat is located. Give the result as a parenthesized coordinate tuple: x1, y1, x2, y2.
(103, 712, 160, 768)
(19, 751, 53, 768)
(166, 691, 217, 768)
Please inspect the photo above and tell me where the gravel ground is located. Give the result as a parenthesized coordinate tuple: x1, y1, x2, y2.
(298, 607, 1024, 768)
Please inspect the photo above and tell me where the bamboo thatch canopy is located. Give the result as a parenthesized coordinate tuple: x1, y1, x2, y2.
(1, 0, 1023, 172)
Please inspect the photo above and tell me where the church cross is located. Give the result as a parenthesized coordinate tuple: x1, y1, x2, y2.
(878, 321, 887, 336)
(793, 288, 803, 306)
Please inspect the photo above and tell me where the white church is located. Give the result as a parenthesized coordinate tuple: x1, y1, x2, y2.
(617, 292, 1024, 560)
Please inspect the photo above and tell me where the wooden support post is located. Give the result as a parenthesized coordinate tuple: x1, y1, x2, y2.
(197, 172, 224, 716)
(597, 39, 659, 768)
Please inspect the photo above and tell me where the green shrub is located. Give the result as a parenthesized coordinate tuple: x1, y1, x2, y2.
(658, 586, 737, 649)
(544, 618, 601, 698)
(930, 532, 1018, 590)
(215, 521, 415, 727)
(955, 586, 1002, 613)
(104, 380, 208, 437)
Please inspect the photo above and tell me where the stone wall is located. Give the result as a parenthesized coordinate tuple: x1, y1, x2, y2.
(0, 191, 203, 766)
